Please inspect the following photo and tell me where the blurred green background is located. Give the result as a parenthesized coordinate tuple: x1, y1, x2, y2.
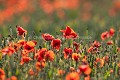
(0, 0, 120, 40)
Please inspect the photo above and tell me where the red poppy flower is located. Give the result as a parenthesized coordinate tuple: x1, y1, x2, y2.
(95, 58, 100, 63)
(87, 46, 93, 53)
(93, 41, 100, 48)
(84, 75, 90, 80)
(14, 40, 26, 51)
(95, 58, 104, 67)
(99, 59, 105, 67)
(79, 65, 88, 72)
(36, 61, 46, 71)
(58, 70, 65, 75)
(17, 39, 26, 45)
(118, 63, 120, 68)
(20, 56, 32, 65)
(45, 50, 55, 61)
(114, 1, 120, 10)
(21, 50, 29, 57)
(82, 56, 87, 63)
(35, 48, 47, 61)
(0, 68, 5, 80)
(72, 53, 81, 61)
(24, 41, 36, 52)
(16, 26, 27, 36)
(84, 67, 92, 75)
(104, 55, 109, 62)
(110, 69, 114, 74)
(28, 69, 34, 75)
(42, 33, 54, 41)
(109, 28, 115, 36)
(31, 40, 37, 45)
(63, 48, 73, 59)
(78, 65, 91, 75)
(51, 39, 61, 50)
(101, 31, 109, 40)
(87, 41, 100, 54)
(106, 40, 113, 45)
(10, 76, 17, 80)
(2, 47, 15, 56)
(66, 72, 80, 80)
(64, 48, 73, 55)
(101, 28, 115, 40)
(60, 26, 78, 39)
(14, 43, 20, 51)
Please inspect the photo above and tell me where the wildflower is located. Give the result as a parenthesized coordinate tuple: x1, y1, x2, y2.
(82, 56, 87, 63)
(58, 70, 65, 75)
(13, 43, 21, 51)
(104, 55, 109, 63)
(10, 76, 17, 80)
(110, 69, 114, 74)
(60, 26, 78, 39)
(87, 41, 100, 54)
(28, 69, 34, 75)
(87, 46, 93, 53)
(93, 41, 100, 48)
(36, 61, 46, 71)
(78, 65, 88, 72)
(51, 39, 61, 50)
(114, 1, 120, 10)
(31, 40, 37, 45)
(17, 39, 26, 45)
(78, 65, 92, 75)
(24, 41, 36, 52)
(20, 56, 32, 65)
(66, 72, 80, 80)
(13, 40, 26, 51)
(101, 31, 109, 40)
(101, 28, 115, 40)
(84, 67, 92, 75)
(45, 50, 55, 61)
(100, 58, 105, 67)
(35, 48, 47, 61)
(117, 63, 120, 67)
(0, 68, 5, 80)
(2, 47, 15, 56)
(6, 76, 17, 80)
(42, 33, 54, 41)
(106, 40, 113, 45)
(95, 58, 104, 67)
(63, 48, 73, 59)
(109, 28, 115, 36)
(84, 75, 90, 80)
(72, 53, 81, 61)
(16, 26, 27, 36)
(21, 50, 28, 57)
(87, 46, 99, 54)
